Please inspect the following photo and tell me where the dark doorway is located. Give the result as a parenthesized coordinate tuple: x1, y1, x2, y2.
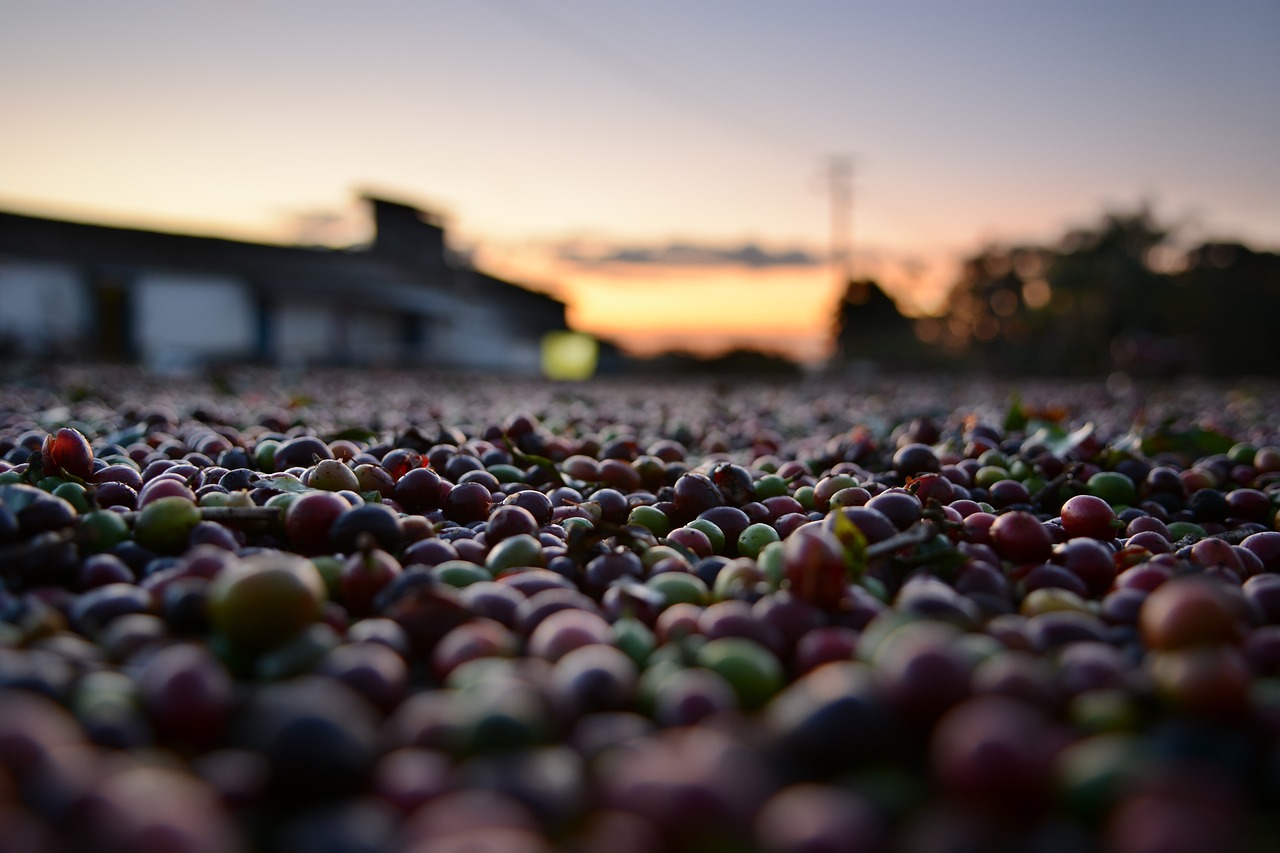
(93, 271, 133, 361)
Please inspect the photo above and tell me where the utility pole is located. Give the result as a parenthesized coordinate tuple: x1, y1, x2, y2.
(827, 154, 853, 287)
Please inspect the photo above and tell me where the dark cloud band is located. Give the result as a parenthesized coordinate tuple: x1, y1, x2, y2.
(558, 241, 822, 269)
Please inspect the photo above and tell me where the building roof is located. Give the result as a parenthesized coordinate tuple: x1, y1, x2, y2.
(0, 199, 565, 321)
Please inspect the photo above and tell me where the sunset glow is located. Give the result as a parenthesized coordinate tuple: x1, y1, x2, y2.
(1, 1, 1277, 363)
(502, 258, 844, 362)
(477, 239, 960, 362)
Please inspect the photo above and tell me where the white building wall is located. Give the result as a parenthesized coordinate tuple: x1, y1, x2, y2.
(0, 260, 91, 353)
(275, 303, 335, 366)
(0, 256, 550, 372)
(273, 305, 405, 366)
(347, 311, 403, 365)
(431, 299, 542, 373)
(133, 273, 256, 368)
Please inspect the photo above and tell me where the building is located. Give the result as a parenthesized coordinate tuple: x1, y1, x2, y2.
(0, 195, 569, 372)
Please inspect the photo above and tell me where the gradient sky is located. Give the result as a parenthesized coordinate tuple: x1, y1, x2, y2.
(2, 0, 1278, 361)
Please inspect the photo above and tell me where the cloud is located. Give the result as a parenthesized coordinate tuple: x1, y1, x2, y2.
(556, 240, 823, 269)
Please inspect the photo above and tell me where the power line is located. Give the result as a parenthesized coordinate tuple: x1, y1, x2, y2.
(478, 0, 808, 161)
(477, 2, 942, 267)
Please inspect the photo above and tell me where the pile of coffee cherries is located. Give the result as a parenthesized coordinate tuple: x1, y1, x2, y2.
(2, 368, 1280, 853)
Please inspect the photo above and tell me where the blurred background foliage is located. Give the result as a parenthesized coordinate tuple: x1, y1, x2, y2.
(833, 207, 1280, 378)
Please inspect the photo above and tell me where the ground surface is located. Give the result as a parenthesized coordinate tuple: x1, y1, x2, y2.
(1, 366, 1279, 853)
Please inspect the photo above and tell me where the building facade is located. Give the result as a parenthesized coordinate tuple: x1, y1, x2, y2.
(0, 195, 568, 373)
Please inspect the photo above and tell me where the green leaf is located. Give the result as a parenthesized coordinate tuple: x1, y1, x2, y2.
(503, 432, 565, 487)
(1109, 429, 1145, 458)
(830, 509, 868, 582)
(859, 575, 890, 603)
(1024, 424, 1065, 447)
(1041, 422, 1095, 458)
(565, 519, 615, 564)
(103, 423, 147, 448)
(1003, 391, 1028, 433)
(21, 452, 45, 485)
(329, 427, 378, 443)
(1140, 425, 1235, 459)
(612, 524, 659, 554)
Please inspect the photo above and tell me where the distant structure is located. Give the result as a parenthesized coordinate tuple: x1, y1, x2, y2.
(830, 278, 924, 368)
(0, 195, 569, 372)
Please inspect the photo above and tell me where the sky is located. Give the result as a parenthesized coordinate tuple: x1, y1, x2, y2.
(2, 0, 1278, 362)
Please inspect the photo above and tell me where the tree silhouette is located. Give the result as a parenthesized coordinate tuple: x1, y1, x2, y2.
(938, 207, 1174, 375)
(1160, 242, 1280, 375)
(831, 278, 933, 368)
(832, 206, 1280, 377)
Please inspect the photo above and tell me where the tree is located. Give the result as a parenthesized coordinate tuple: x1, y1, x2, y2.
(1159, 243, 1280, 375)
(831, 278, 928, 368)
(936, 207, 1171, 375)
